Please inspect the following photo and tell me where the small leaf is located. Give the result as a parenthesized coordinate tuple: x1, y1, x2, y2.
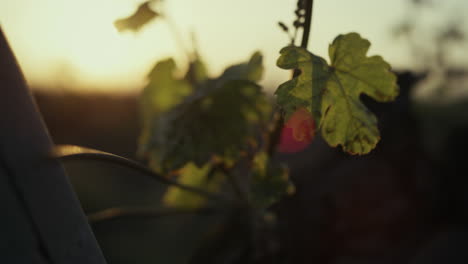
(250, 152, 294, 208)
(163, 163, 224, 208)
(276, 33, 398, 154)
(139, 59, 192, 154)
(217, 51, 264, 83)
(145, 59, 192, 112)
(114, 2, 158, 33)
(278, 22, 289, 32)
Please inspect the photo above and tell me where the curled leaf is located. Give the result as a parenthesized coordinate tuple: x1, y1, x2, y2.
(114, 2, 159, 33)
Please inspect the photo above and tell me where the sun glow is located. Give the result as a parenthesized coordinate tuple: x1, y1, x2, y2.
(3, 0, 462, 92)
(0, 0, 180, 91)
(65, 10, 137, 77)
(55, 1, 185, 90)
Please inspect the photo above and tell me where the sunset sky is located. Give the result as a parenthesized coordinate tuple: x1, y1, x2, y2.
(0, 0, 466, 92)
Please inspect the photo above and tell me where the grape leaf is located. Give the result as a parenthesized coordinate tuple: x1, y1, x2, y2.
(163, 163, 224, 208)
(149, 80, 271, 172)
(139, 59, 192, 155)
(250, 152, 294, 208)
(217, 51, 263, 83)
(143, 59, 192, 113)
(140, 52, 271, 173)
(114, 2, 159, 33)
(276, 33, 399, 154)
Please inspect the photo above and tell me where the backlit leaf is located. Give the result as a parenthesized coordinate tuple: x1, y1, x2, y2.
(218, 51, 264, 83)
(139, 52, 271, 173)
(276, 33, 398, 154)
(139, 59, 192, 155)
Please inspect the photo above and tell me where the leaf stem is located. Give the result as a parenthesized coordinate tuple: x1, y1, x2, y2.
(292, 26, 299, 46)
(53, 145, 232, 203)
(87, 206, 223, 223)
(155, 0, 192, 62)
(267, 0, 315, 154)
(163, 13, 193, 62)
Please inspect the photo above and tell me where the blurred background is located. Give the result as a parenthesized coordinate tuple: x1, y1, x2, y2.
(1, 0, 468, 263)
(3, 0, 466, 92)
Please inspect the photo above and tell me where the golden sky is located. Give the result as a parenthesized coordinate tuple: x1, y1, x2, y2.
(0, 0, 466, 92)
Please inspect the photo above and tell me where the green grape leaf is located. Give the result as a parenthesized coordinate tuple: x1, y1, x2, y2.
(276, 32, 399, 154)
(163, 163, 224, 208)
(149, 80, 271, 172)
(250, 152, 294, 208)
(114, 2, 159, 33)
(144, 59, 192, 113)
(140, 52, 271, 173)
(218, 51, 264, 83)
(139, 59, 192, 155)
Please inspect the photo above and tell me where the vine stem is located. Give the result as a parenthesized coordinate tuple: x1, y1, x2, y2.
(87, 206, 222, 223)
(268, 0, 315, 154)
(52, 145, 233, 203)
(163, 13, 193, 62)
(214, 163, 249, 204)
(148, 0, 192, 62)
(300, 0, 314, 50)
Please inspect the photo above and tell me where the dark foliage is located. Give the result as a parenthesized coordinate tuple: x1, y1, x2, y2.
(33, 70, 468, 263)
